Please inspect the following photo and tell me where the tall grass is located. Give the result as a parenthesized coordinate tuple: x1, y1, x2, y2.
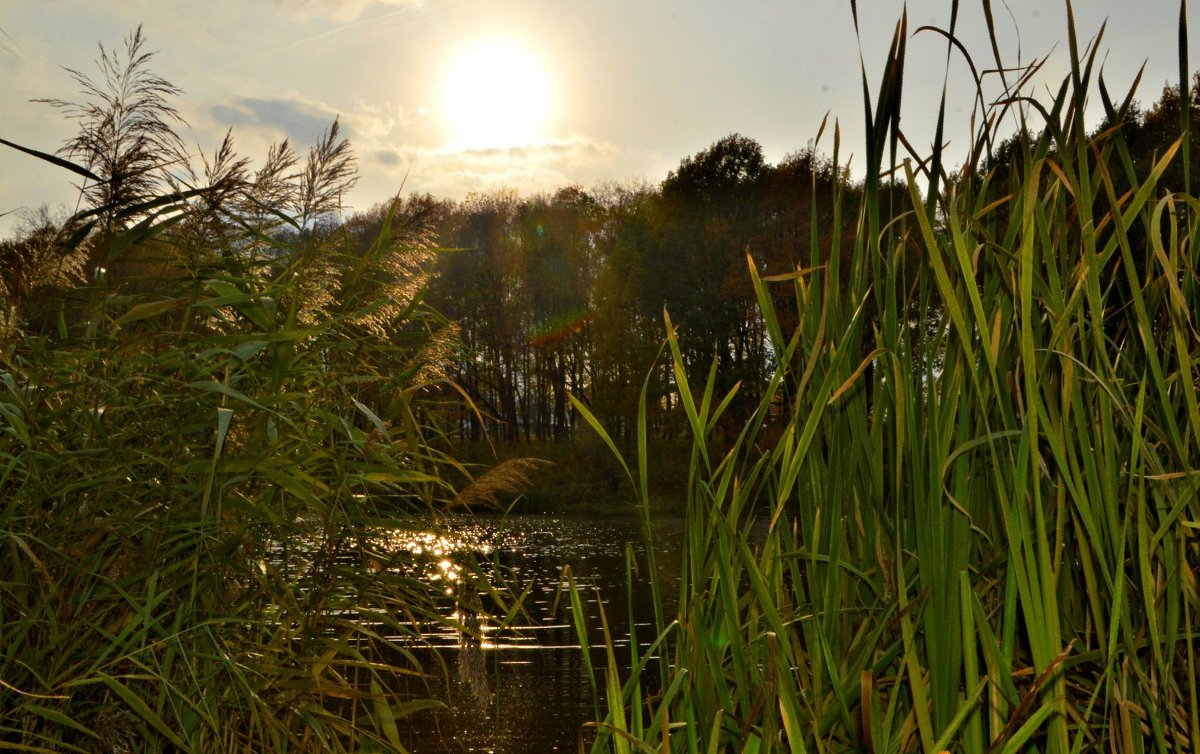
(0, 194, 460, 751)
(573, 5, 1200, 752)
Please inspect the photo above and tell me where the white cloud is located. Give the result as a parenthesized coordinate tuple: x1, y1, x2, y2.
(269, 0, 423, 22)
(356, 133, 667, 205)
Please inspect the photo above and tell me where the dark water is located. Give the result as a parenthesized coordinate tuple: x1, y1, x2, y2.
(384, 513, 687, 754)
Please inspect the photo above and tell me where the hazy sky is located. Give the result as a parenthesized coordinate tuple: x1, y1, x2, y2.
(0, 1, 1192, 235)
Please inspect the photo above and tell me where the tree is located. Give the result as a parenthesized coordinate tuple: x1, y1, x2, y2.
(517, 186, 600, 440)
(589, 182, 668, 439)
(663, 133, 766, 204)
(429, 190, 525, 442)
(653, 134, 769, 423)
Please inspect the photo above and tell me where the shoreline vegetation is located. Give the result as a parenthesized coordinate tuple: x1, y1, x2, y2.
(565, 7, 1200, 753)
(1, 5, 1199, 753)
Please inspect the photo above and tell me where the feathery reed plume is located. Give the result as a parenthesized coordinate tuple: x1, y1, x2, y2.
(450, 458, 551, 507)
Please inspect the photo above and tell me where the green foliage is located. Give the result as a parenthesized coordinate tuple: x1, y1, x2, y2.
(9, 7, 1200, 751)
(0, 41, 465, 745)
(572, 5, 1200, 753)
(0, 211, 461, 751)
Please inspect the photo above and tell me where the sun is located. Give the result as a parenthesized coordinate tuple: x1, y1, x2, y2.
(443, 39, 549, 150)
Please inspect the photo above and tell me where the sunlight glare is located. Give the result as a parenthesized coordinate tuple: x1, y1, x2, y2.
(443, 39, 549, 150)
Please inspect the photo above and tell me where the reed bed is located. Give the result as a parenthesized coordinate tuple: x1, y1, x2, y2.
(573, 5, 1200, 752)
(0, 205, 459, 751)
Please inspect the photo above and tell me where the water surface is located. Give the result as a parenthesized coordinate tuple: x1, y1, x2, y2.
(387, 513, 687, 753)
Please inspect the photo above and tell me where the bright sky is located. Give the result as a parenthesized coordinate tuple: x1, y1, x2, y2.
(0, 1, 1192, 235)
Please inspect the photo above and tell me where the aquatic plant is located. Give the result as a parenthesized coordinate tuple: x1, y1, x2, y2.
(0, 131, 460, 753)
(573, 3, 1200, 752)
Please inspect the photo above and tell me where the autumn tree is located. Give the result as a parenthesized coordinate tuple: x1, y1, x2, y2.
(653, 133, 769, 423)
(516, 186, 599, 440)
(429, 190, 525, 442)
(588, 182, 669, 439)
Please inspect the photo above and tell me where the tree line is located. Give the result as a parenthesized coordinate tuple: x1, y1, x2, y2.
(414, 136, 854, 445)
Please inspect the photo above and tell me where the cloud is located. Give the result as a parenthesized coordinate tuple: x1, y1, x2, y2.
(449, 135, 624, 163)
(210, 96, 341, 144)
(373, 149, 403, 167)
(269, 0, 423, 23)
(208, 93, 405, 146)
(350, 99, 408, 135)
(356, 133, 667, 205)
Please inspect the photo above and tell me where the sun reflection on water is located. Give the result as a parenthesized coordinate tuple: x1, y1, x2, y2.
(361, 515, 695, 753)
(379, 529, 485, 595)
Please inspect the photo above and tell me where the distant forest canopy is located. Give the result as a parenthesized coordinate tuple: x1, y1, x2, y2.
(2, 40, 1198, 445)
(425, 135, 853, 444)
